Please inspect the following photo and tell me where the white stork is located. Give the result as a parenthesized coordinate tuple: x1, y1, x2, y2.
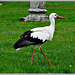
(14, 13, 66, 66)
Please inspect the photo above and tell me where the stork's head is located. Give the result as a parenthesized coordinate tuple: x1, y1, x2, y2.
(49, 13, 66, 20)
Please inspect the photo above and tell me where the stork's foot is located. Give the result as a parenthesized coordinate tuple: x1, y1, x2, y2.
(50, 63, 52, 66)
(50, 64, 54, 67)
(31, 63, 32, 66)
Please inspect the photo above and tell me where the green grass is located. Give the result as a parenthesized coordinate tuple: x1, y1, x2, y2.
(0, 1, 75, 73)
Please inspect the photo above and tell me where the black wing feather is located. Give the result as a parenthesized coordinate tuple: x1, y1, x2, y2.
(20, 30, 33, 38)
(14, 30, 46, 49)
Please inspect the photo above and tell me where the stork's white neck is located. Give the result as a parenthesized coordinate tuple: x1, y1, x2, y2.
(47, 17, 55, 41)
(50, 18, 55, 30)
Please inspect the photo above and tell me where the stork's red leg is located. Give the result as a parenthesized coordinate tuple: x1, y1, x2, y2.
(39, 46, 52, 66)
(31, 46, 37, 66)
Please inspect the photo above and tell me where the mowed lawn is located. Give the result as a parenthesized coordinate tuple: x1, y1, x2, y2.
(0, 1, 75, 73)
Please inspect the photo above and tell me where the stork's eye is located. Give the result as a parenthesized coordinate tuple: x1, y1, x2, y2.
(55, 14, 57, 16)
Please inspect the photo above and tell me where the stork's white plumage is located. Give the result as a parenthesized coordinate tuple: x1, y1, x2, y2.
(14, 13, 66, 66)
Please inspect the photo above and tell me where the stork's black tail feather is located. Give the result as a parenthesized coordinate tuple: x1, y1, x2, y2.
(13, 30, 35, 50)
(13, 38, 35, 50)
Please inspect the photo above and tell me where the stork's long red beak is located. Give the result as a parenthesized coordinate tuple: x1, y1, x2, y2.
(57, 16, 66, 20)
